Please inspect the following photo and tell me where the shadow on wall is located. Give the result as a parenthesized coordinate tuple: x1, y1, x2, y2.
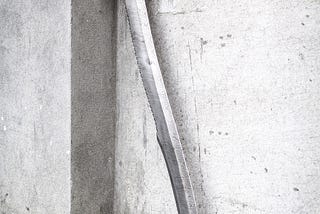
(71, 0, 116, 213)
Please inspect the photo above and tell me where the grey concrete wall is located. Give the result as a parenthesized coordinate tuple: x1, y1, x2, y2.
(71, 0, 116, 213)
(0, 0, 71, 213)
(115, 0, 320, 213)
(0, 0, 116, 213)
(2, 0, 320, 213)
(114, 1, 177, 213)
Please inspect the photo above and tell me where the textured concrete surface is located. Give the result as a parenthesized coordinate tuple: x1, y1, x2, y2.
(71, 0, 116, 213)
(116, 0, 320, 213)
(114, 1, 177, 213)
(0, 0, 71, 213)
(2, 0, 320, 213)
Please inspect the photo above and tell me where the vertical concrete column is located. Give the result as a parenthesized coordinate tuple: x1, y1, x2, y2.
(71, 0, 116, 213)
(0, 0, 71, 213)
(1, 0, 116, 213)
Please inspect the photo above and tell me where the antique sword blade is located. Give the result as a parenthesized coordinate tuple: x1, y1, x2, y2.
(124, 0, 197, 213)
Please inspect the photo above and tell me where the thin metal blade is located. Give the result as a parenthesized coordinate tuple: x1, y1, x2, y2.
(124, 0, 197, 213)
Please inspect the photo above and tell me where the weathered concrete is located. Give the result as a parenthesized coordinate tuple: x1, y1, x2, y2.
(2, 0, 320, 213)
(71, 0, 116, 213)
(116, 0, 320, 213)
(114, 1, 177, 213)
(0, 0, 116, 213)
(0, 0, 71, 213)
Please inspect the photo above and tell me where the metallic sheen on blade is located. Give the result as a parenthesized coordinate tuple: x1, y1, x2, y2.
(124, 0, 197, 213)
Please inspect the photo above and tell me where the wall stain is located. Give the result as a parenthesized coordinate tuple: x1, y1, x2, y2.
(293, 187, 300, 192)
(143, 110, 147, 155)
(0, 7, 23, 40)
(0, 193, 17, 214)
(200, 38, 208, 61)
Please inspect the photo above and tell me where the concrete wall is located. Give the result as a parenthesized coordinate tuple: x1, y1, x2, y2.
(0, 0, 116, 213)
(71, 0, 116, 213)
(1, 0, 320, 213)
(0, 0, 71, 213)
(115, 0, 320, 213)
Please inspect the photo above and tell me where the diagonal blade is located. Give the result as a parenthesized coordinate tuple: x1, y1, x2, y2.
(124, 0, 197, 213)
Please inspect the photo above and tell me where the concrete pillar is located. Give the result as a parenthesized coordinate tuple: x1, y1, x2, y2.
(0, 0, 71, 213)
(115, 0, 320, 213)
(0, 0, 116, 213)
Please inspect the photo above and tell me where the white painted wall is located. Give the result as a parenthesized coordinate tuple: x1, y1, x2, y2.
(115, 0, 320, 213)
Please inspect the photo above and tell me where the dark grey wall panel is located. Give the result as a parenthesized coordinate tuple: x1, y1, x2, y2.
(71, 0, 116, 213)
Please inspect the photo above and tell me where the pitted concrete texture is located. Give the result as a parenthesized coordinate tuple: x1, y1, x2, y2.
(0, 0, 116, 213)
(114, 1, 177, 213)
(0, 0, 71, 213)
(71, 0, 116, 213)
(1, 0, 320, 213)
(116, 0, 320, 213)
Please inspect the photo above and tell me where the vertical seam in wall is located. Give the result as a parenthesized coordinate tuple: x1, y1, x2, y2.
(111, 0, 118, 213)
(69, 0, 73, 213)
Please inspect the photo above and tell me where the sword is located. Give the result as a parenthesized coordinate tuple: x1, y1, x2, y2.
(124, 0, 197, 213)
